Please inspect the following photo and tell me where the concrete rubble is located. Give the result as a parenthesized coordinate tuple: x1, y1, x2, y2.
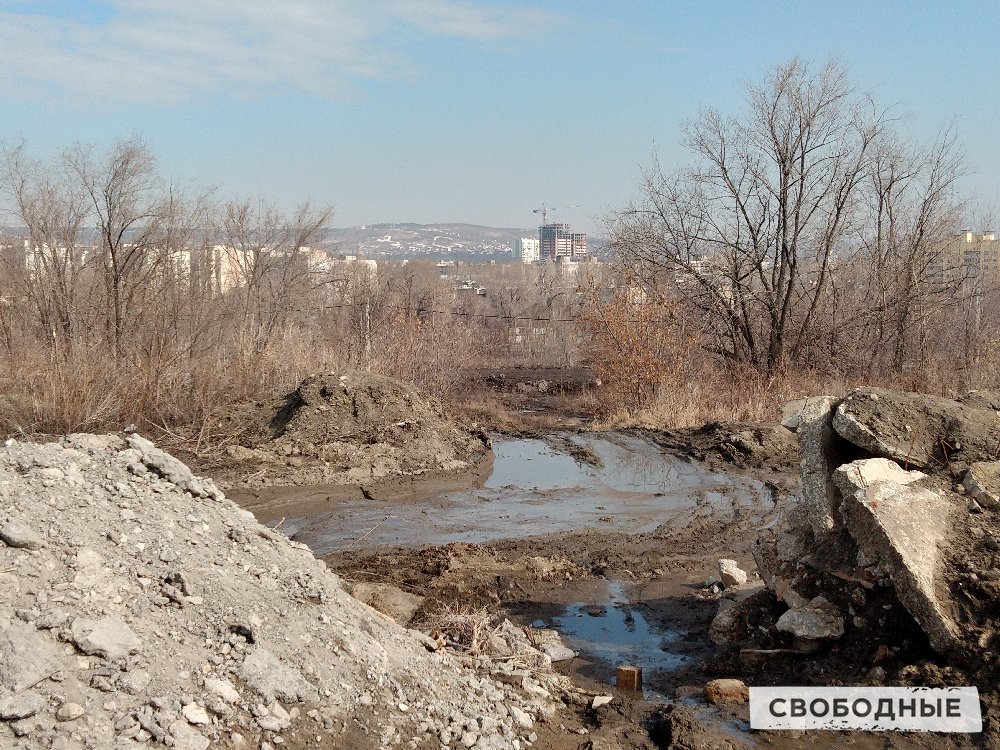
(0, 434, 571, 749)
(715, 386, 1000, 666)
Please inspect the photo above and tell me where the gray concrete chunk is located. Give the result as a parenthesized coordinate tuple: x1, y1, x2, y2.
(0, 520, 45, 550)
(0, 690, 46, 719)
(126, 434, 223, 500)
(795, 396, 840, 539)
(0, 619, 63, 693)
(776, 596, 845, 641)
(964, 462, 1000, 510)
(70, 616, 142, 659)
(238, 647, 319, 703)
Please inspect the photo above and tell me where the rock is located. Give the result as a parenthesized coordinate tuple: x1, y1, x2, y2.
(709, 600, 739, 647)
(118, 668, 151, 695)
(508, 705, 533, 729)
(833, 387, 1000, 471)
(63, 433, 125, 453)
(834, 458, 961, 655)
(776, 596, 845, 641)
(349, 582, 424, 625)
(541, 644, 576, 662)
(591, 695, 613, 709)
(182, 703, 211, 726)
(0, 520, 45, 550)
(774, 580, 808, 610)
(717, 559, 748, 587)
(204, 676, 241, 704)
(722, 581, 765, 603)
(238, 647, 319, 703)
(704, 678, 749, 704)
(964, 462, 1000, 510)
(835, 456, 926, 489)
(55, 702, 86, 721)
(0, 690, 46, 719)
(794, 396, 840, 538)
(0, 619, 63, 692)
(749, 535, 778, 589)
(126, 434, 223, 500)
(70, 616, 142, 659)
(782, 397, 839, 432)
(169, 720, 210, 750)
(408, 629, 440, 652)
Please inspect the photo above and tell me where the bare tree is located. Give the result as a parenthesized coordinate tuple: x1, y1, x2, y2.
(216, 198, 333, 356)
(1, 142, 93, 346)
(610, 59, 894, 374)
(64, 136, 165, 356)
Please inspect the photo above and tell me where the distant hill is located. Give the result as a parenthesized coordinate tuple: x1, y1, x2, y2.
(1, 222, 611, 263)
(324, 223, 610, 263)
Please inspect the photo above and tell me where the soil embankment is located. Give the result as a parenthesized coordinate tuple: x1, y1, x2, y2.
(207, 371, 492, 491)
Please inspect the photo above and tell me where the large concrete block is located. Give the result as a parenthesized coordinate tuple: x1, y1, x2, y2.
(833, 458, 961, 655)
(795, 396, 840, 539)
(833, 388, 1000, 471)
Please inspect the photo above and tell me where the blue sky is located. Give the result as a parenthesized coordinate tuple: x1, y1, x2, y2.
(1, 1, 998, 234)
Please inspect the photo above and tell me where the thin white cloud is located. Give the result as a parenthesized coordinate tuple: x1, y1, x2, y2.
(0, 0, 554, 105)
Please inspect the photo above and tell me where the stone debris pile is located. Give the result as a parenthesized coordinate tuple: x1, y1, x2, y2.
(713, 387, 1000, 665)
(0, 433, 562, 749)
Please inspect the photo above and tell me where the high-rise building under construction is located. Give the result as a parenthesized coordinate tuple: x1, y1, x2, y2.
(538, 223, 587, 262)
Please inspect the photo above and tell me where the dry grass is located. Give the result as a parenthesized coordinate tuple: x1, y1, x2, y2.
(419, 603, 498, 655)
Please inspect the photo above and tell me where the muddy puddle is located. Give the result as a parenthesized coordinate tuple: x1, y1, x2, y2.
(532, 579, 686, 699)
(280, 431, 772, 555)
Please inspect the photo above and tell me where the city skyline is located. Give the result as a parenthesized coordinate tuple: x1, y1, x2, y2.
(1, 2, 998, 235)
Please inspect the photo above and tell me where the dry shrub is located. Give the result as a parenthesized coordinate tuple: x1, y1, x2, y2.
(582, 284, 698, 416)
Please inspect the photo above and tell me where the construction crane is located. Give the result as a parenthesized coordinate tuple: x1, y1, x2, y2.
(532, 203, 578, 225)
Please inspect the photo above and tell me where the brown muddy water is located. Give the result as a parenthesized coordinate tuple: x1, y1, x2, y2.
(279, 432, 773, 554)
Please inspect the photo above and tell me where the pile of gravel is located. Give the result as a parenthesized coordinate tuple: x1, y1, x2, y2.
(0, 433, 557, 749)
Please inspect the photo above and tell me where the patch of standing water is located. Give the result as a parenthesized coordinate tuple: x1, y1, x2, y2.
(537, 580, 684, 699)
(282, 432, 772, 555)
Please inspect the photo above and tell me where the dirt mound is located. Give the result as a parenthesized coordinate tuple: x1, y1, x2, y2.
(219, 371, 490, 488)
(0, 434, 563, 749)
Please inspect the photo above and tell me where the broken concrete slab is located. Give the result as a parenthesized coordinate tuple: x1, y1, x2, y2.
(833, 388, 1000, 471)
(834, 457, 926, 490)
(833, 458, 961, 655)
